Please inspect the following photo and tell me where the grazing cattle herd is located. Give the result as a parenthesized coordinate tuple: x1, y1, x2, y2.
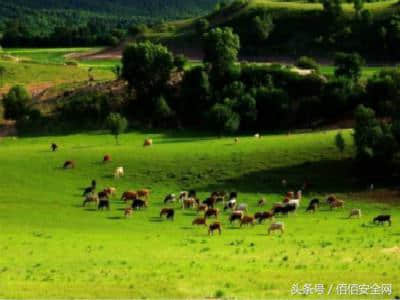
(57, 143, 393, 237)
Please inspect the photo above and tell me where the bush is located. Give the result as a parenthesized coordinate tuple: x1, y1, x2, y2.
(296, 56, 319, 71)
(208, 102, 240, 134)
(2, 85, 32, 120)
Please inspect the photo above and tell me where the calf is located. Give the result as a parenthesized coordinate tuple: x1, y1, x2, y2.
(132, 199, 147, 210)
(160, 208, 175, 220)
(373, 215, 391, 226)
(229, 211, 244, 224)
(208, 222, 222, 235)
(124, 207, 133, 218)
(197, 204, 208, 213)
(114, 166, 124, 179)
(326, 195, 337, 205)
(144, 139, 153, 147)
(51, 143, 58, 152)
(258, 198, 266, 207)
(103, 155, 111, 163)
(192, 217, 207, 226)
(268, 222, 285, 235)
(349, 208, 362, 219)
(240, 216, 255, 227)
(205, 208, 219, 219)
(254, 211, 274, 223)
(63, 160, 75, 169)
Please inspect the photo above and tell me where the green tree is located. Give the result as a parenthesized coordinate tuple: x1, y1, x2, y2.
(252, 14, 274, 41)
(322, 0, 343, 21)
(353, 0, 364, 19)
(209, 102, 240, 134)
(203, 27, 240, 84)
(195, 18, 210, 36)
(334, 52, 365, 82)
(335, 132, 346, 156)
(106, 112, 128, 145)
(122, 41, 174, 96)
(2, 85, 31, 120)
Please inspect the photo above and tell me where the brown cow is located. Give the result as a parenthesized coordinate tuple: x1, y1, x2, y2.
(63, 160, 75, 169)
(258, 198, 266, 207)
(121, 191, 137, 202)
(144, 139, 153, 147)
(103, 187, 116, 197)
(330, 199, 344, 210)
(254, 211, 274, 223)
(103, 155, 111, 163)
(208, 222, 222, 235)
(286, 191, 295, 199)
(137, 189, 150, 200)
(197, 204, 208, 213)
(192, 217, 207, 226)
(240, 216, 255, 227)
(182, 198, 196, 209)
(205, 208, 219, 219)
(124, 208, 133, 218)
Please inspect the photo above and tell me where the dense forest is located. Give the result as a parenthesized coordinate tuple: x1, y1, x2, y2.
(0, 0, 220, 47)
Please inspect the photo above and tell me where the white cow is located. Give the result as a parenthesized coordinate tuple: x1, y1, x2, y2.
(114, 166, 124, 179)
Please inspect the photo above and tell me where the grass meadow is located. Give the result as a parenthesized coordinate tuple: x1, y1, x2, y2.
(0, 129, 399, 298)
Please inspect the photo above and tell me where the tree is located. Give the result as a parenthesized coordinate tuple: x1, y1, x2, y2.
(203, 27, 240, 84)
(353, 0, 364, 19)
(106, 113, 128, 145)
(122, 41, 174, 96)
(195, 18, 210, 36)
(174, 54, 188, 72)
(296, 56, 319, 71)
(251, 14, 274, 41)
(335, 132, 346, 156)
(322, 0, 343, 21)
(334, 52, 365, 82)
(208, 102, 240, 134)
(2, 85, 31, 120)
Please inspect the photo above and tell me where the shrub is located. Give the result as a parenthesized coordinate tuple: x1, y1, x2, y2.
(2, 85, 32, 120)
(296, 56, 319, 71)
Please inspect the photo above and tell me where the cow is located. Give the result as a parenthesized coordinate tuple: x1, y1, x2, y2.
(188, 190, 197, 198)
(164, 193, 176, 204)
(236, 203, 248, 212)
(326, 195, 337, 205)
(63, 160, 75, 169)
(273, 204, 297, 216)
(306, 203, 318, 213)
(182, 198, 196, 209)
(83, 186, 95, 197)
(124, 208, 133, 218)
(268, 222, 285, 235)
(83, 193, 99, 207)
(212, 191, 226, 204)
(160, 208, 175, 220)
(205, 208, 219, 219)
(240, 216, 255, 227)
(192, 217, 207, 226)
(121, 191, 137, 202)
(373, 215, 391, 226)
(208, 222, 222, 235)
(229, 192, 238, 200)
(137, 189, 150, 200)
(229, 211, 244, 224)
(308, 198, 320, 208)
(197, 204, 208, 214)
(203, 197, 216, 208)
(286, 191, 295, 199)
(103, 155, 111, 163)
(98, 199, 110, 210)
(349, 209, 362, 219)
(254, 211, 274, 223)
(114, 166, 124, 179)
(98, 191, 109, 201)
(51, 143, 58, 152)
(254, 133, 261, 139)
(103, 187, 116, 197)
(132, 199, 148, 210)
(144, 139, 153, 147)
(234, 137, 239, 143)
(224, 198, 237, 211)
(179, 191, 189, 202)
(330, 199, 344, 210)
(258, 198, 266, 207)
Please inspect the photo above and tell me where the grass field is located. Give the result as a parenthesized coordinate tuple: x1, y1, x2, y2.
(0, 129, 399, 298)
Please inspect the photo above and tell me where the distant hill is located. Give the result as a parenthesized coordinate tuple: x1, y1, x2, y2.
(0, 0, 220, 19)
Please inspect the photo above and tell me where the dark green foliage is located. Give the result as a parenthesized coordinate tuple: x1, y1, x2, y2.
(251, 14, 274, 41)
(2, 85, 32, 120)
(122, 41, 174, 96)
(334, 52, 365, 82)
(195, 18, 210, 35)
(335, 132, 346, 154)
(208, 102, 240, 134)
(174, 54, 188, 72)
(296, 56, 319, 71)
(106, 112, 128, 145)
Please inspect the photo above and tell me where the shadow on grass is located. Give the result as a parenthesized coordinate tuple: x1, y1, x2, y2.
(107, 216, 123, 220)
(148, 217, 163, 222)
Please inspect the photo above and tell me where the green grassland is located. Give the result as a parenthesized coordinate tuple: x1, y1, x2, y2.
(0, 129, 399, 298)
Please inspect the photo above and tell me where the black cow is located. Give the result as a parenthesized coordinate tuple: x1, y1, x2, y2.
(98, 199, 110, 210)
(132, 199, 147, 210)
(373, 215, 391, 226)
